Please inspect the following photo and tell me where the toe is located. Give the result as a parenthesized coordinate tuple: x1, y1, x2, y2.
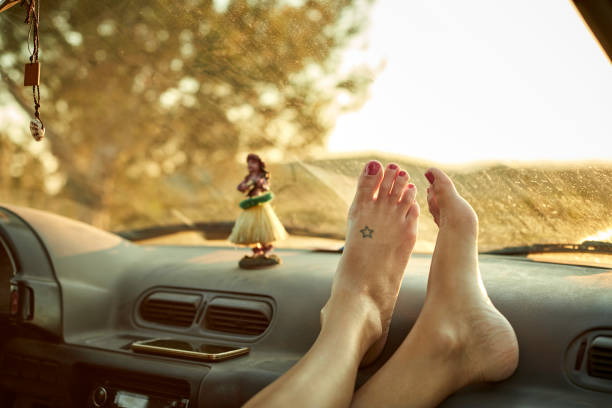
(406, 201, 420, 223)
(425, 167, 457, 206)
(354, 161, 384, 203)
(390, 170, 410, 202)
(379, 163, 399, 197)
(400, 182, 416, 211)
(426, 167, 478, 233)
(405, 202, 420, 243)
(427, 186, 441, 225)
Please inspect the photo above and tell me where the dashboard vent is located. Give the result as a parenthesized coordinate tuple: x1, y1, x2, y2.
(139, 292, 201, 327)
(204, 297, 272, 336)
(588, 336, 612, 380)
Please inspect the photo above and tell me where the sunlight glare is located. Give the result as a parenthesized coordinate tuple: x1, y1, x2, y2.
(327, 0, 612, 164)
(582, 228, 612, 243)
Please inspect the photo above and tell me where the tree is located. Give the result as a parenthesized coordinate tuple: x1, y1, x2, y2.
(0, 0, 374, 228)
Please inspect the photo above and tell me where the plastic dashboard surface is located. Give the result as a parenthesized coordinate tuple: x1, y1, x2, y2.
(1, 204, 612, 407)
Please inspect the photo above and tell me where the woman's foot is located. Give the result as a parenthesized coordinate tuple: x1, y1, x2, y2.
(321, 161, 420, 365)
(352, 168, 518, 408)
(418, 167, 519, 385)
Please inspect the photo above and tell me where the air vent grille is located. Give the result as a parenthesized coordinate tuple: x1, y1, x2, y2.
(139, 292, 201, 327)
(588, 336, 612, 380)
(205, 298, 271, 336)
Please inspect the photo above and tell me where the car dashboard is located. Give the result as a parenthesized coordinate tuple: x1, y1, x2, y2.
(1, 204, 612, 407)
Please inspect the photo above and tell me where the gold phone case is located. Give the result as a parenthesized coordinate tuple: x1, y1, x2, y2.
(131, 339, 249, 361)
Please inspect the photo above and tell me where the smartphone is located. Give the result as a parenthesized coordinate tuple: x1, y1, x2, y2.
(131, 338, 249, 361)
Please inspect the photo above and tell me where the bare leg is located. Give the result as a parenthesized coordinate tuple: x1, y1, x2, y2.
(352, 168, 519, 408)
(244, 161, 420, 408)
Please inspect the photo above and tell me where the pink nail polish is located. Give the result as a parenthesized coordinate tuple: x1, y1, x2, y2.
(398, 170, 406, 177)
(367, 161, 380, 175)
(389, 164, 398, 170)
(408, 183, 415, 189)
(425, 171, 435, 184)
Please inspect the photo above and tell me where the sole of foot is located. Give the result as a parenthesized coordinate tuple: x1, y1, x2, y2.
(418, 167, 519, 385)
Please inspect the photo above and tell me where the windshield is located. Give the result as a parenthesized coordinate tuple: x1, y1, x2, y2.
(1, 0, 611, 253)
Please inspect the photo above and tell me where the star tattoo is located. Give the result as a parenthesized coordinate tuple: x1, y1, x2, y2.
(359, 225, 374, 238)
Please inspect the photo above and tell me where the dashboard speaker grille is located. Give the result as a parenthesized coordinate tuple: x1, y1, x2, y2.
(139, 292, 201, 327)
(204, 298, 271, 336)
(588, 336, 612, 380)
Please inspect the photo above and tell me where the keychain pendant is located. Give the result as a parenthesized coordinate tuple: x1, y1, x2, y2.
(24, 62, 40, 86)
(29, 118, 44, 141)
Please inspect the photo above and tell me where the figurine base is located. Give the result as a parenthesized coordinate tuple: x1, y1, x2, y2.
(239, 254, 281, 269)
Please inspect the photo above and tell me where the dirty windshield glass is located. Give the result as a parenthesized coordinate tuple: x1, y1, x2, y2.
(1, 0, 611, 252)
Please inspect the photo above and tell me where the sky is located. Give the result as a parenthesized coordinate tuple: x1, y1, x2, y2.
(327, 0, 612, 164)
(2, 0, 610, 166)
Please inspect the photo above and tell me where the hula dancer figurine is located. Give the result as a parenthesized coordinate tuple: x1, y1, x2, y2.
(229, 153, 288, 268)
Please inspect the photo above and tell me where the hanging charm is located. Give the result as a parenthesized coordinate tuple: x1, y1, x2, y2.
(24, 61, 40, 86)
(29, 117, 44, 141)
(23, 0, 44, 141)
(29, 70, 44, 140)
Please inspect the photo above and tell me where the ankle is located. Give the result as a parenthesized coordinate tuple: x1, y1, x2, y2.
(409, 309, 466, 361)
(321, 292, 383, 355)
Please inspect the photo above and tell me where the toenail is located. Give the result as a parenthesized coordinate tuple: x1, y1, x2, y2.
(398, 170, 406, 177)
(389, 164, 398, 170)
(408, 183, 415, 189)
(425, 171, 435, 184)
(367, 161, 380, 175)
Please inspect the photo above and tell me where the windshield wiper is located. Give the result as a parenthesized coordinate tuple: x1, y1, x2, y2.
(484, 240, 612, 256)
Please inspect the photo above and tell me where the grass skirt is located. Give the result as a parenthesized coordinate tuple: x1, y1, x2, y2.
(228, 202, 288, 245)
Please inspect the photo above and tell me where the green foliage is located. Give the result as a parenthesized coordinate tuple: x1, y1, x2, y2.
(0, 0, 373, 228)
(0, 131, 46, 195)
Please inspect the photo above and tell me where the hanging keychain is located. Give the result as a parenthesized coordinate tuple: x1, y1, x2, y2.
(23, 0, 44, 141)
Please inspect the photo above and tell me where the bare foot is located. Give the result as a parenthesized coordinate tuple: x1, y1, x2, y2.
(351, 168, 518, 408)
(419, 167, 519, 385)
(321, 161, 420, 365)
